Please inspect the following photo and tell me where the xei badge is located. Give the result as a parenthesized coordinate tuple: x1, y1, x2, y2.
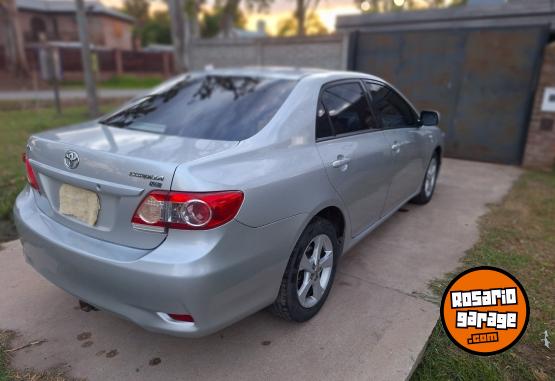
(440, 266, 529, 356)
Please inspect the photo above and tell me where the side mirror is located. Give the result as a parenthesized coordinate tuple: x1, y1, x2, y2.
(420, 110, 440, 126)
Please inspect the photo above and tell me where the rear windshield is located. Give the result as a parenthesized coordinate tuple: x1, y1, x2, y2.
(100, 75, 297, 141)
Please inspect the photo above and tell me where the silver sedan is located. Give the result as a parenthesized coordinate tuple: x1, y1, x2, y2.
(14, 67, 443, 337)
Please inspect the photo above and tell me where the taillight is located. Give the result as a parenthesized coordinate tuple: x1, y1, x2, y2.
(22, 153, 40, 191)
(132, 190, 244, 231)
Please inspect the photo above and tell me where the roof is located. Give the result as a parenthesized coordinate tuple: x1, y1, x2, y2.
(186, 67, 383, 85)
(336, 0, 555, 32)
(16, 0, 134, 23)
(195, 66, 332, 80)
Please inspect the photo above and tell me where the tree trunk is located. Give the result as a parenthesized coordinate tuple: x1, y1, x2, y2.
(168, 0, 189, 72)
(190, 0, 200, 39)
(2, 0, 30, 77)
(296, 0, 305, 36)
(221, 0, 240, 38)
(75, 0, 99, 117)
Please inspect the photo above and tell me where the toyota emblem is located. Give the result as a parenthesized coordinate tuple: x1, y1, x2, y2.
(64, 150, 79, 169)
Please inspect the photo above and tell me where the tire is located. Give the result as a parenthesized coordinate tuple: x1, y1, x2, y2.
(270, 217, 339, 322)
(411, 153, 439, 205)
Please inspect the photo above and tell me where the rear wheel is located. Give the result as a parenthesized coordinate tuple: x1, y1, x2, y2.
(411, 154, 439, 205)
(270, 217, 339, 321)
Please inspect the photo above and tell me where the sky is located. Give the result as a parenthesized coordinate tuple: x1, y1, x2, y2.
(101, 0, 362, 34)
(246, 0, 361, 34)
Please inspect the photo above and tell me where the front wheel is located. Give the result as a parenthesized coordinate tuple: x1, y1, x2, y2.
(270, 217, 339, 322)
(411, 154, 439, 205)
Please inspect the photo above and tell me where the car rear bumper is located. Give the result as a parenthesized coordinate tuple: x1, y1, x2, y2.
(14, 187, 306, 337)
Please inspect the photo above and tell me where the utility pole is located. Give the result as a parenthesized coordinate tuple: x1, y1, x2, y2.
(167, 0, 189, 73)
(1, 0, 30, 77)
(75, 0, 99, 117)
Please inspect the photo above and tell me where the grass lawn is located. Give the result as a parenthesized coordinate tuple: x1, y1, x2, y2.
(412, 170, 555, 381)
(0, 104, 118, 243)
(0, 331, 9, 381)
(61, 74, 164, 89)
(0, 330, 14, 381)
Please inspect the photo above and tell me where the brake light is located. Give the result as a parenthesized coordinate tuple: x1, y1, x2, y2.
(22, 153, 40, 191)
(132, 190, 244, 231)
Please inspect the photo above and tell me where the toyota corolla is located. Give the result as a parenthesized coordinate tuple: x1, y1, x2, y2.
(14, 68, 443, 337)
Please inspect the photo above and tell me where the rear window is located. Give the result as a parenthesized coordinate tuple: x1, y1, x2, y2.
(100, 75, 297, 141)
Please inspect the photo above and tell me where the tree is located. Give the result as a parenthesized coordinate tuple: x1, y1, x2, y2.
(185, 0, 204, 38)
(220, 0, 240, 37)
(200, 4, 247, 38)
(141, 10, 172, 45)
(277, 12, 327, 37)
(293, 0, 322, 36)
(0, 0, 30, 77)
(123, 0, 150, 48)
(123, 0, 150, 24)
(219, 0, 272, 37)
(200, 9, 222, 38)
(168, 0, 188, 73)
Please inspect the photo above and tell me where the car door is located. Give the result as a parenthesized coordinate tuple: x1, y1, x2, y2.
(365, 81, 425, 214)
(315, 80, 393, 237)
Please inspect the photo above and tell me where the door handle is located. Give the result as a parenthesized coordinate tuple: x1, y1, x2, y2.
(332, 157, 351, 168)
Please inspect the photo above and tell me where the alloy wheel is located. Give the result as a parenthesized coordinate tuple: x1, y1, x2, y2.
(296, 234, 334, 308)
(424, 157, 438, 198)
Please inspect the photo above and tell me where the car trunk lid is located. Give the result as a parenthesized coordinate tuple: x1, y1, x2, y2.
(27, 122, 238, 250)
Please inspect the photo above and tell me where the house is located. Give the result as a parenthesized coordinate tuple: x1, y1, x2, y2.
(10, 0, 134, 50)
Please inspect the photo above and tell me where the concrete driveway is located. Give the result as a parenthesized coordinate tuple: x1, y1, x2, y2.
(0, 159, 521, 381)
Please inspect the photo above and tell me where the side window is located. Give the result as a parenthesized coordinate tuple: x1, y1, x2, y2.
(320, 82, 376, 136)
(316, 101, 334, 139)
(366, 82, 418, 129)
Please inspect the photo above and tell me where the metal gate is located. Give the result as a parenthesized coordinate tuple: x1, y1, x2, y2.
(349, 26, 548, 164)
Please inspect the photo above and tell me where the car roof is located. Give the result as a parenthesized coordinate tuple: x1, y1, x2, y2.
(192, 66, 381, 82)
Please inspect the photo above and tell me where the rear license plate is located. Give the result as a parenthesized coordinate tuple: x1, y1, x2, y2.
(59, 184, 100, 226)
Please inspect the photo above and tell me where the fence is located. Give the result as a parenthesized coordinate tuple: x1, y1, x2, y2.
(0, 46, 174, 78)
(189, 34, 347, 70)
(0, 34, 347, 79)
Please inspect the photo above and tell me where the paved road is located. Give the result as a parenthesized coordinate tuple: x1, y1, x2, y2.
(0, 89, 148, 101)
(0, 159, 521, 381)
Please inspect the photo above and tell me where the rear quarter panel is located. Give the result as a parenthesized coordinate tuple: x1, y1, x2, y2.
(172, 143, 345, 228)
(170, 76, 348, 229)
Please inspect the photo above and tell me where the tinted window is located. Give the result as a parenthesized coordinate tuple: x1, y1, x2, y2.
(320, 82, 376, 136)
(100, 75, 297, 141)
(365, 82, 418, 129)
(316, 101, 334, 139)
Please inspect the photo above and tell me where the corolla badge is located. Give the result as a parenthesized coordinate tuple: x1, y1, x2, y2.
(64, 150, 80, 169)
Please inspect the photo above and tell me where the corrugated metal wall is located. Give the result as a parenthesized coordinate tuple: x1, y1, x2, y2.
(350, 26, 548, 164)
